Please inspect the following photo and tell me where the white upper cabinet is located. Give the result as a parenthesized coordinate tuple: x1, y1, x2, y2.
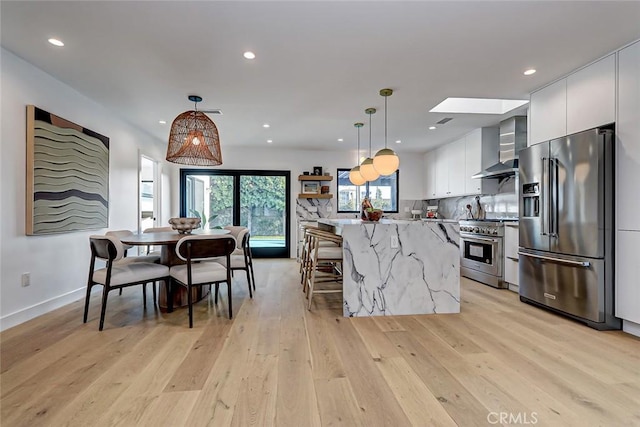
(616, 41, 640, 232)
(435, 141, 464, 197)
(448, 137, 466, 196)
(529, 79, 567, 145)
(566, 54, 616, 135)
(530, 54, 616, 146)
(424, 150, 437, 199)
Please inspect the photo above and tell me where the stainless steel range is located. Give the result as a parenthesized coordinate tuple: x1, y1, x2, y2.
(459, 219, 514, 288)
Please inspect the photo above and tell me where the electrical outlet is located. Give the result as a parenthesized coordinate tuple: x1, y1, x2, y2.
(404, 206, 410, 212)
(308, 206, 318, 213)
(21, 273, 30, 287)
(390, 235, 399, 249)
(327, 206, 333, 212)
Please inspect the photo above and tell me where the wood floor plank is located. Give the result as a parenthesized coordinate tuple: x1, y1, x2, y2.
(304, 310, 346, 380)
(314, 377, 364, 427)
(351, 316, 401, 359)
(325, 316, 412, 426)
(375, 356, 457, 426)
(230, 354, 278, 427)
(137, 390, 199, 427)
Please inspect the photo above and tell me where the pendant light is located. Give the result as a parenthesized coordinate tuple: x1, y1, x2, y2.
(373, 88, 400, 175)
(359, 108, 380, 182)
(349, 122, 366, 186)
(166, 95, 222, 166)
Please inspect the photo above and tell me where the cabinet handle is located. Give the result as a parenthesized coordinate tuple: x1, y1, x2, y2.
(506, 256, 519, 261)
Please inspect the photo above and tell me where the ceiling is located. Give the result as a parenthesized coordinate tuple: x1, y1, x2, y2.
(2, 1, 640, 154)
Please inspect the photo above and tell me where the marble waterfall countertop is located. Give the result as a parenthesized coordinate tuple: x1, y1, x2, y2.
(317, 219, 460, 317)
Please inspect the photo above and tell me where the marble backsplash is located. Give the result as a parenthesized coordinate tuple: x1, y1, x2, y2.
(296, 198, 429, 221)
(296, 175, 518, 221)
(429, 175, 518, 220)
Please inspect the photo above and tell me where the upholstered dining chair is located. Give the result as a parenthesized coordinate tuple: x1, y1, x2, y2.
(142, 226, 173, 257)
(106, 229, 161, 304)
(169, 234, 236, 327)
(219, 225, 256, 292)
(84, 235, 169, 330)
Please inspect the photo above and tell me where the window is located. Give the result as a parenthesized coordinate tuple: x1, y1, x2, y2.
(336, 169, 399, 213)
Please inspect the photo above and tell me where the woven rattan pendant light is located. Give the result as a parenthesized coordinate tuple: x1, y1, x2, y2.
(373, 88, 400, 175)
(349, 122, 366, 186)
(359, 108, 380, 182)
(166, 95, 222, 166)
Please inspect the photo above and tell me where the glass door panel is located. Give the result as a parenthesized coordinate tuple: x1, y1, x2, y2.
(240, 175, 287, 257)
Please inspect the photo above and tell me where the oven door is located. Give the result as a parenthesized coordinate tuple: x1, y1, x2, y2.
(460, 234, 502, 277)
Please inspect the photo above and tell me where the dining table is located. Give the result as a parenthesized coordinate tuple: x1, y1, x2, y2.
(121, 228, 231, 310)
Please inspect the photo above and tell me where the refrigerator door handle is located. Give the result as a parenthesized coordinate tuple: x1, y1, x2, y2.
(549, 157, 558, 238)
(541, 156, 548, 236)
(518, 251, 591, 267)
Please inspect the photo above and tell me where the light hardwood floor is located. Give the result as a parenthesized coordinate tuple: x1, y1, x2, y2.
(2, 259, 640, 426)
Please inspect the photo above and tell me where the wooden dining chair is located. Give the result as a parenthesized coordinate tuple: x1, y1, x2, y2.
(168, 234, 236, 327)
(84, 235, 169, 330)
(304, 228, 343, 310)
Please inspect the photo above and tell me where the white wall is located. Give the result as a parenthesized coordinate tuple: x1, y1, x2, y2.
(169, 145, 425, 257)
(0, 48, 176, 331)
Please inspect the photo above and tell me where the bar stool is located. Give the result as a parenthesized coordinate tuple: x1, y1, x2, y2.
(299, 225, 339, 288)
(304, 228, 343, 310)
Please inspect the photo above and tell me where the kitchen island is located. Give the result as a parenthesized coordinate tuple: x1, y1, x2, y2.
(317, 218, 460, 317)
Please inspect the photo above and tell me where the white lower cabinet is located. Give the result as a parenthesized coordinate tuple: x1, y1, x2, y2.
(504, 223, 519, 291)
(616, 230, 640, 324)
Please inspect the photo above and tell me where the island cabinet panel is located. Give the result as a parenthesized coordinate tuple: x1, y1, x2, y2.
(566, 54, 616, 135)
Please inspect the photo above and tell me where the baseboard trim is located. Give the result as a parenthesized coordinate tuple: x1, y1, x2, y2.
(622, 319, 640, 338)
(0, 287, 85, 332)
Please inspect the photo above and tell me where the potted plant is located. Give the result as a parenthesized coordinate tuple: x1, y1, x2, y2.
(365, 207, 383, 222)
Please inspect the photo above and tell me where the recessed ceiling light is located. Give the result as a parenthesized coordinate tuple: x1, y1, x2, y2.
(267, 139, 273, 144)
(338, 138, 343, 142)
(524, 69, 537, 76)
(430, 97, 529, 114)
(48, 38, 64, 47)
(395, 140, 402, 144)
(244, 51, 256, 59)
(158, 120, 166, 125)
(263, 123, 270, 128)
(429, 126, 436, 130)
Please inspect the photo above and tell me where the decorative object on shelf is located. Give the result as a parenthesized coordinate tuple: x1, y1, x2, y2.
(373, 88, 400, 175)
(313, 166, 323, 175)
(365, 208, 383, 222)
(360, 196, 373, 220)
(166, 95, 222, 166)
(25, 105, 109, 235)
(168, 217, 201, 234)
(303, 171, 310, 175)
(360, 108, 380, 181)
(321, 185, 330, 194)
(349, 122, 366, 186)
(302, 182, 320, 194)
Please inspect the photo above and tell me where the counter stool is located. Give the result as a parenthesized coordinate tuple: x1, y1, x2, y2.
(304, 228, 343, 310)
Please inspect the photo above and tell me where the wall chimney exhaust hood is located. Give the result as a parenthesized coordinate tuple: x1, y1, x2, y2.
(472, 116, 527, 179)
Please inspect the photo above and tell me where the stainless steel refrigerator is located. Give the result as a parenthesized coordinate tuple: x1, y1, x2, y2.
(518, 127, 620, 329)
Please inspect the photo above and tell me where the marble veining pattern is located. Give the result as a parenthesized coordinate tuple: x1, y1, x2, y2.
(341, 221, 460, 317)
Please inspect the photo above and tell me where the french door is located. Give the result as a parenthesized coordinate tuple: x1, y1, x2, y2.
(180, 169, 291, 258)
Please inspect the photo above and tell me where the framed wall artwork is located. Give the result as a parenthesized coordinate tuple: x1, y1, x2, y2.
(26, 105, 109, 235)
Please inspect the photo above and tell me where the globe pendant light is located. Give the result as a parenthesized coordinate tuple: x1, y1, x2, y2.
(166, 95, 222, 166)
(373, 88, 400, 175)
(359, 108, 380, 182)
(349, 122, 366, 186)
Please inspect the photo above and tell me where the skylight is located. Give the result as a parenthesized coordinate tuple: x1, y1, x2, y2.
(429, 98, 529, 114)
